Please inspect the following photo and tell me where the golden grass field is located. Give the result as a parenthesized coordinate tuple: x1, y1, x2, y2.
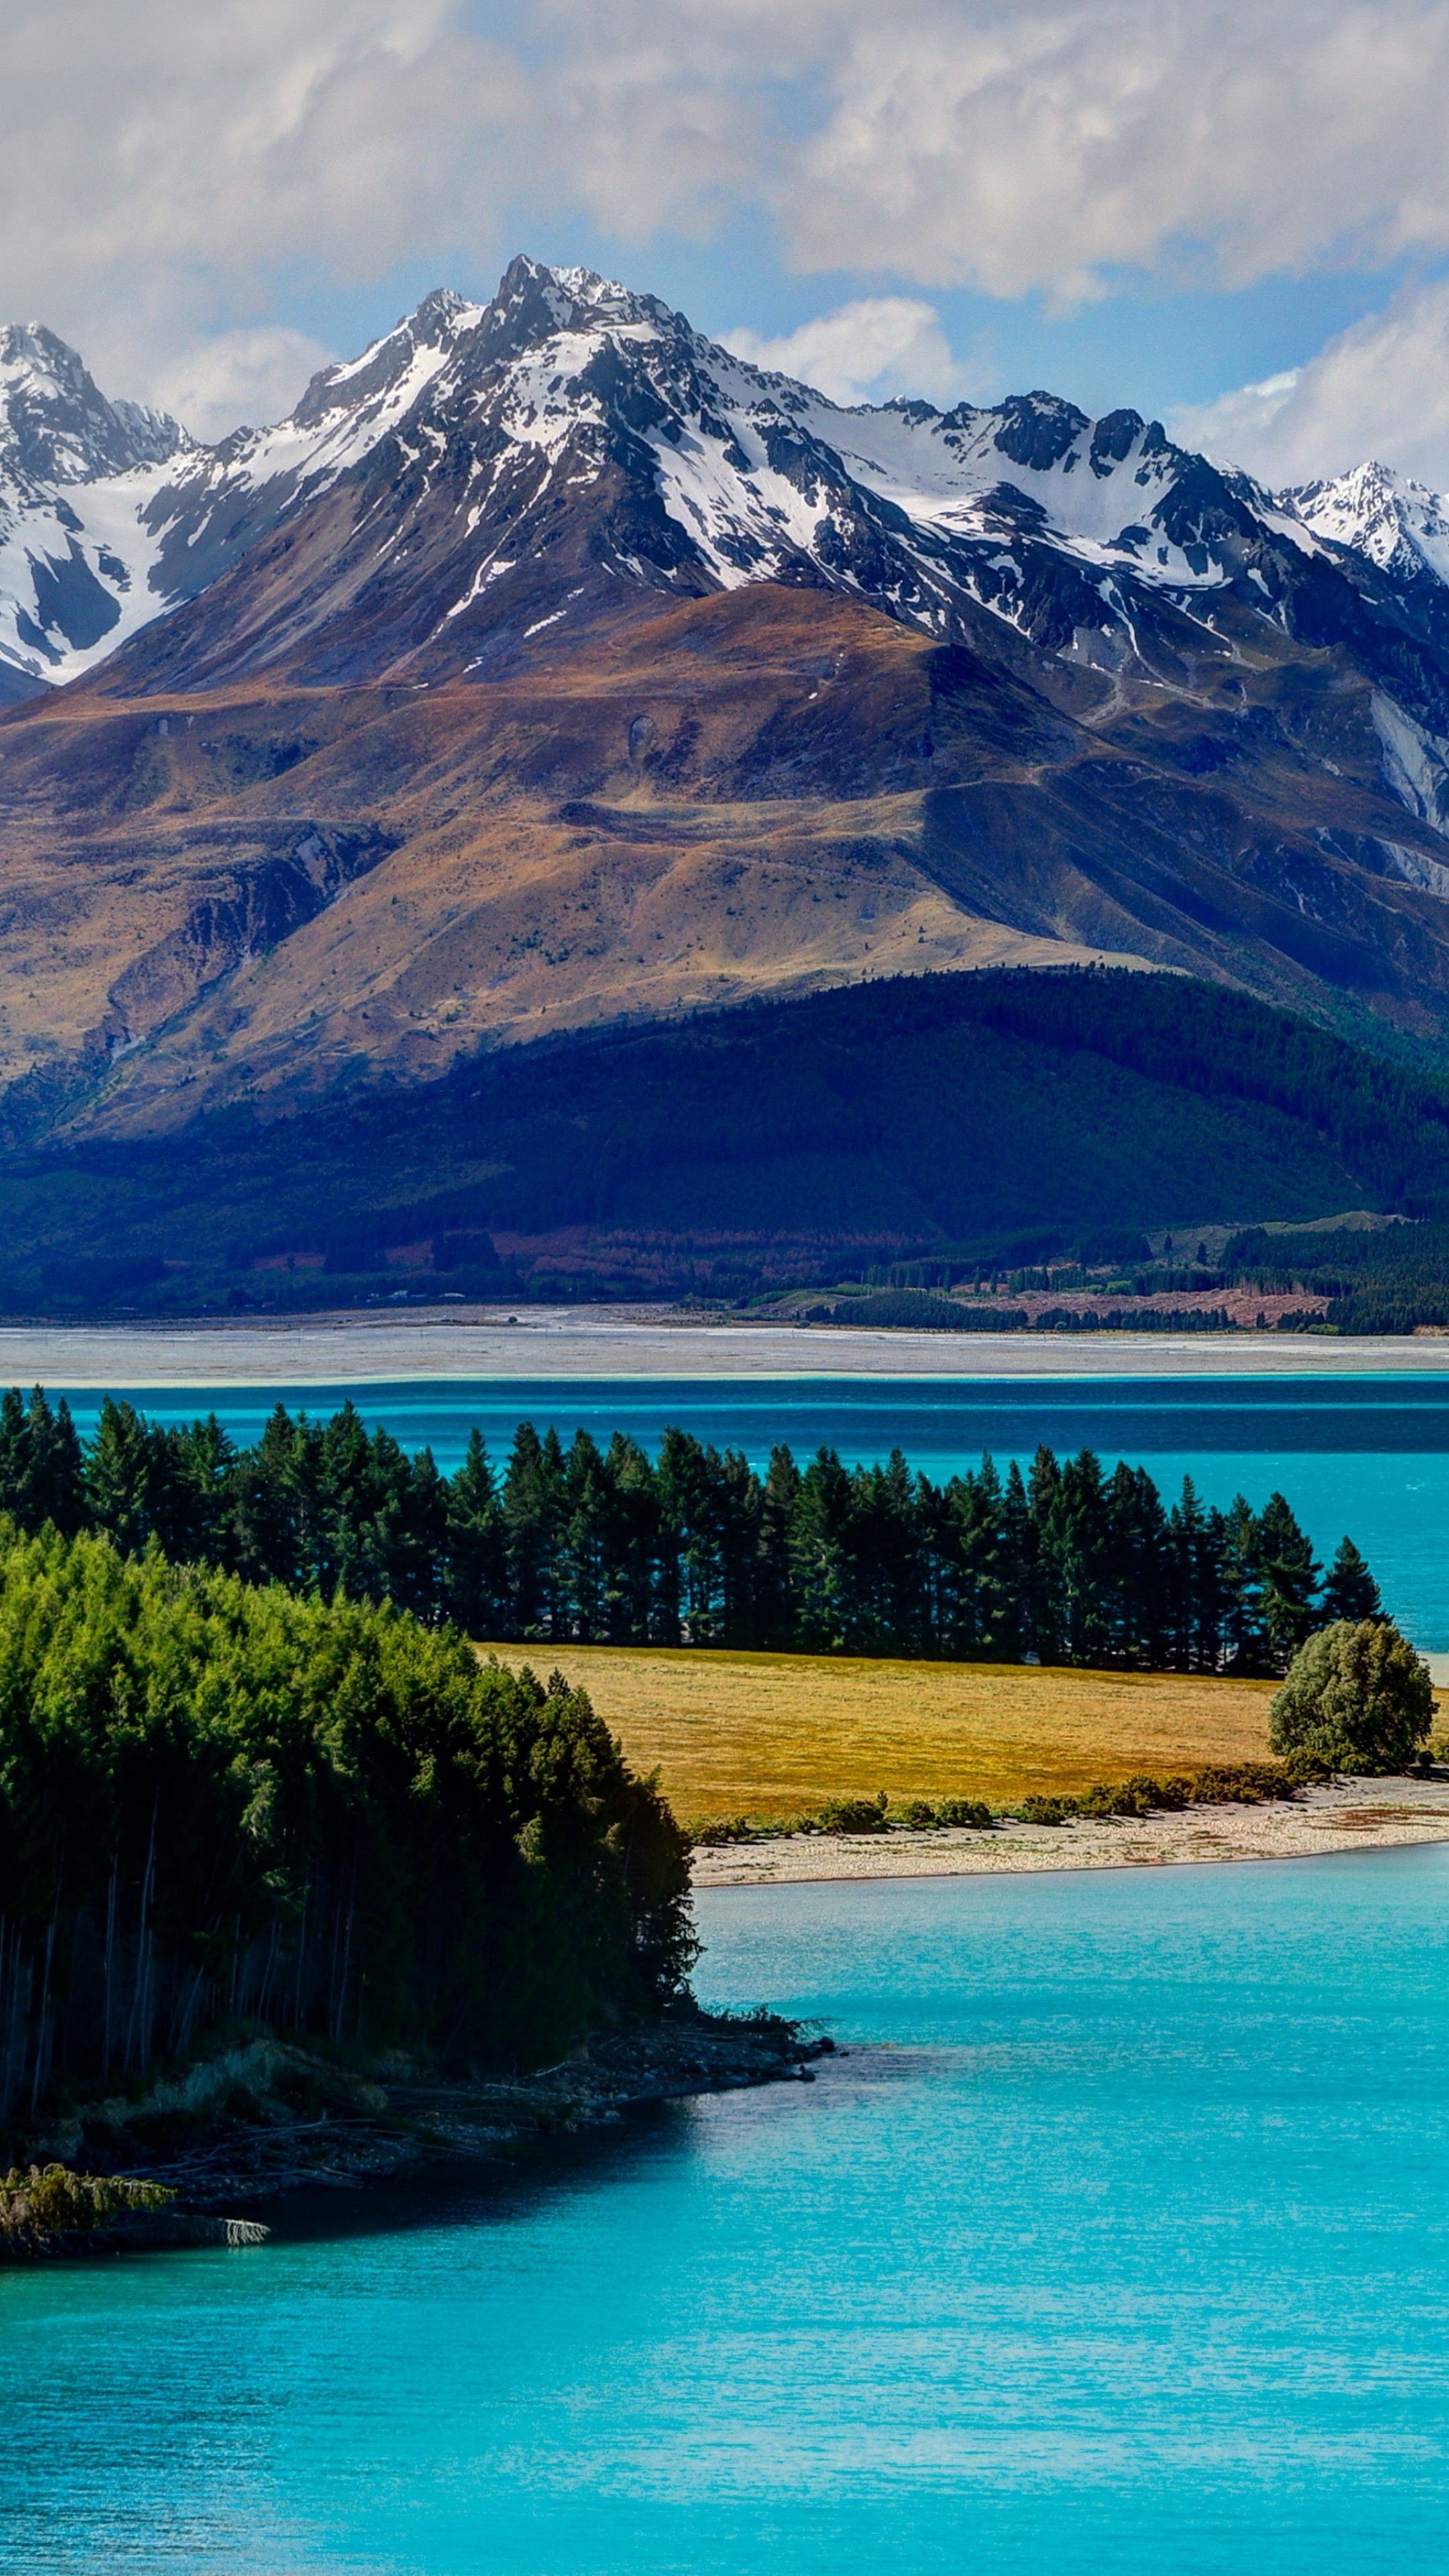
(478, 1641, 1277, 1822)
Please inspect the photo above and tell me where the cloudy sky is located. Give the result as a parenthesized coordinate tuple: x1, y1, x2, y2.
(7, 0, 1449, 486)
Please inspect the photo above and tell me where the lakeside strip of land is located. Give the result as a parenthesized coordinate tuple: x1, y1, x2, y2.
(692, 1777, 1449, 1886)
(3, 2015, 827, 2259)
(3, 1305, 1449, 1385)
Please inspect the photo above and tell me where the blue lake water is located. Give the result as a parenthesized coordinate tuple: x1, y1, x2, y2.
(46, 1373, 1449, 1646)
(5, 1849, 1449, 2574)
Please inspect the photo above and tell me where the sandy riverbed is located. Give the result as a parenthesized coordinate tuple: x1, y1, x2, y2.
(692, 1777, 1449, 1885)
(2, 1306, 1449, 1385)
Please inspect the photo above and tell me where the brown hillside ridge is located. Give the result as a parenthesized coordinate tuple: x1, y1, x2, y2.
(8, 575, 1449, 1146)
(0, 590, 1144, 1141)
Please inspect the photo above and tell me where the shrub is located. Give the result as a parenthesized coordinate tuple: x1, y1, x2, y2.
(816, 1794, 890, 1834)
(1269, 1619, 1435, 1774)
(1189, 1760, 1297, 1804)
(1137, 1774, 1192, 1810)
(0, 2165, 174, 2236)
(935, 1799, 995, 1830)
(692, 1816, 755, 1846)
(1018, 1794, 1075, 1825)
(895, 1799, 938, 1829)
(1075, 1783, 1135, 1819)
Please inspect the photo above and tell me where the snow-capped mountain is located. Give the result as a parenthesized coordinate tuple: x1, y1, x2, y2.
(21, 256, 1449, 1159)
(1285, 460, 1449, 591)
(0, 323, 181, 488)
(0, 292, 484, 698)
(94, 257, 1338, 694)
(0, 324, 190, 700)
(11, 256, 1449, 717)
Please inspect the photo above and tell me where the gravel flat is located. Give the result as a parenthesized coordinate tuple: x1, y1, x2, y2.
(692, 1778, 1449, 1885)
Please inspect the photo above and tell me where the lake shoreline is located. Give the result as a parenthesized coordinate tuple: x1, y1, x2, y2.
(5, 2012, 829, 2257)
(692, 1776, 1449, 1887)
(3, 1305, 1449, 1384)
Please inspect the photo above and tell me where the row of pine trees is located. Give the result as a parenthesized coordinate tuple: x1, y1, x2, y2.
(0, 1387, 1379, 1674)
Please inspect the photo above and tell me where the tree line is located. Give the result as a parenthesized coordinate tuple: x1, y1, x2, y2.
(0, 1523, 693, 2132)
(0, 1387, 1381, 1674)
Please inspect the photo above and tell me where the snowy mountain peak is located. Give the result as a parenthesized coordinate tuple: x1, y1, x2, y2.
(1283, 460, 1449, 590)
(291, 286, 486, 431)
(12, 255, 1449, 722)
(0, 322, 186, 492)
(480, 254, 669, 353)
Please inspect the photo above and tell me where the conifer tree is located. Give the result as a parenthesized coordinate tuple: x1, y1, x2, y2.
(755, 1443, 801, 1647)
(1321, 1535, 1383, 1624)
(85, 1397, 156, 1554)
(1255, 1491, 1322, 1672)
(445, 1431, 508, 1635)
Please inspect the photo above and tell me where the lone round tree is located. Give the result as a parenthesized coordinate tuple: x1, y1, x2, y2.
(1269, 1619, 1434, 1774)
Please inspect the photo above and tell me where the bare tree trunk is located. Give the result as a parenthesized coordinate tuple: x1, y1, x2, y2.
(101, 1856, 118, 2081)
(124, 1795, 159, 2075)
(292, 1881, 309, 2031)
(29, 1908, 58, 2116)
(331, 1872, 357, 2045)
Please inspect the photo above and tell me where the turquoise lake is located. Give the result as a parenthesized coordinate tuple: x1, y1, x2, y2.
(50, 1371, 1449, 1646)
(5, 1848, 1449, 2574)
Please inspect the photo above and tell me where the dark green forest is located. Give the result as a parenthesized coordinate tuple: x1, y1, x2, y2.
(0, 1524, 693, 2133)
(9, 968, 1449, 1311)
(1225, 1216, 1449, 1334)
(0, 1387, 1380, 1674)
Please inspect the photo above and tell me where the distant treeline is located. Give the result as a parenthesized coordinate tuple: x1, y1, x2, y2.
(0, 1388, 1380, 1675)
(0, 1523, 693, 2132)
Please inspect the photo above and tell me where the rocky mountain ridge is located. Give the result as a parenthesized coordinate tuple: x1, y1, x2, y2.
(0, 292, 484, 698)
(6, 258, 1449, 714)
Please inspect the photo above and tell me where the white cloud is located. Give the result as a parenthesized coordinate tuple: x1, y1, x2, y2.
(1172, 284, 1449, 489)
(0, 0, 527, 399)
(537, 1, 1449, 303)
(721, 297, 969, 405)
(11, 1, 1449, 421)
(150, 329, 334, 441)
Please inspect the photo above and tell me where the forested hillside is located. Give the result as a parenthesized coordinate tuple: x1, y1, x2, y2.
(9, 969, 1449, 1311)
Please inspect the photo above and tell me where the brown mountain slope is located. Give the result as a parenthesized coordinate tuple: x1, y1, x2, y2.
(7, 576, 1449, 1142)
(0, 587, 1142, 1140)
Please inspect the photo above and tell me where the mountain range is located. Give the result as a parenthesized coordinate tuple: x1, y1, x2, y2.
(9, 258, 1449, 1303)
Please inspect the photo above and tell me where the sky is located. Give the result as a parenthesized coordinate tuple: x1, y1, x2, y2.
(7, 0, 1449, 488)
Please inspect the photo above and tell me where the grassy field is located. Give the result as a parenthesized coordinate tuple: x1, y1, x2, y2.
(478, 1642, 1277, 1823)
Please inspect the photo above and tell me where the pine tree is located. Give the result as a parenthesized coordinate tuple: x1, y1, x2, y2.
(503, 1423, 566, 1639)
(792, 1446, 856, 1652)
(1002, 1459, 1035, 1656)
(0, 1387, 28, 1524)
(154, 1415, 238, 1565)
(1256, 1492, 1322, 1673)
(230, 1403, 306, 1586)
(601, 1431, 659, 1644)
(85, 1397, 156, 1554)
(755, 1444, 800, 1648)
(445, 1432, 508, 1636)
(1220, 1494, 1267, 1672)
(1321, 1536, 1383, 1624)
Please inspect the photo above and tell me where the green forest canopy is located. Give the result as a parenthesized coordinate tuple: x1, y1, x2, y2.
(0, 1525, 693, 2134)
